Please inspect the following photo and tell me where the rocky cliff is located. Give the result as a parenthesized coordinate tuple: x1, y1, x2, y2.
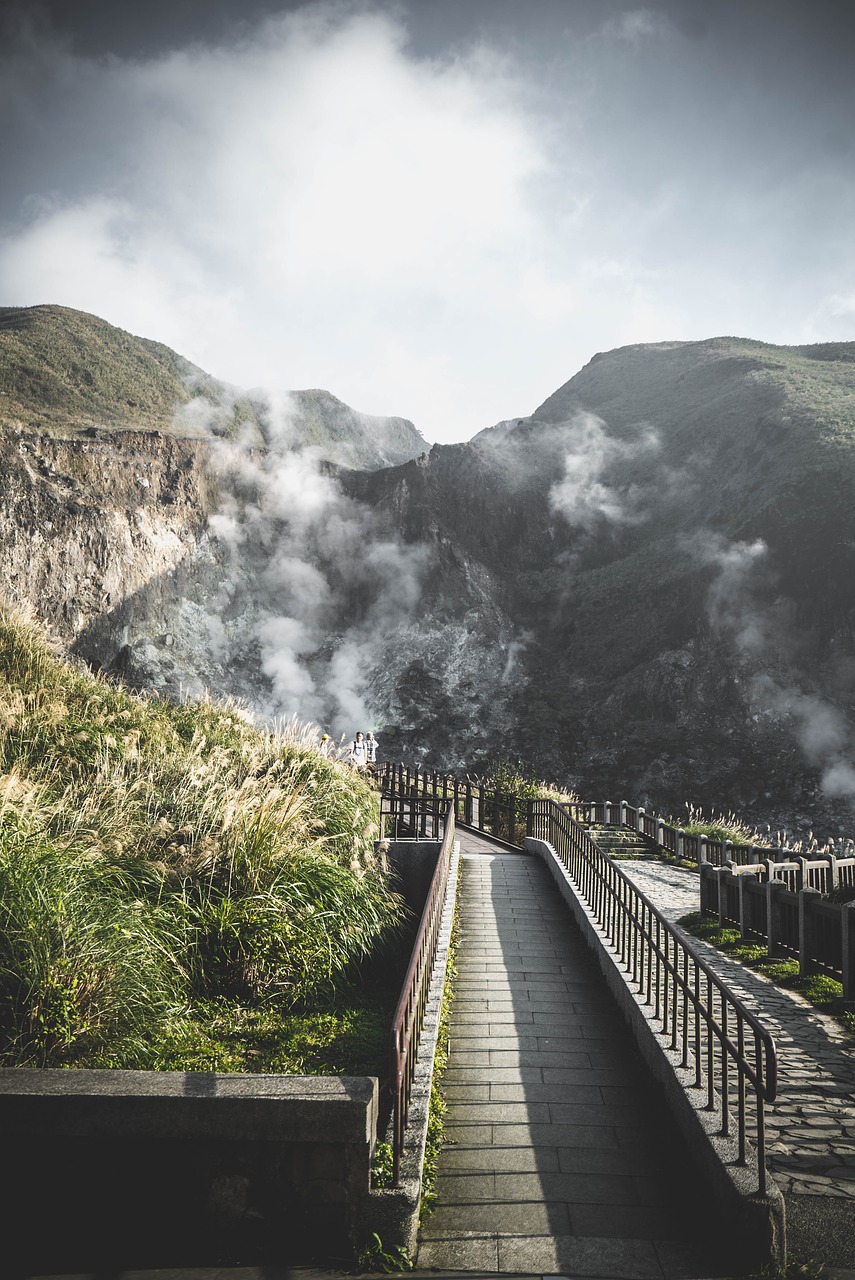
(3, 310, 855, 836)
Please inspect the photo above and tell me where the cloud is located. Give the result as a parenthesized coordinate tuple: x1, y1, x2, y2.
(597, 9, 677, 43)
(2, 1, 853, 443)
(548, 413, 659, 532)
(0, 5, 552, 441)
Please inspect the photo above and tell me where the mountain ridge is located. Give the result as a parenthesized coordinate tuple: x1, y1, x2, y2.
(3, 307, 855, 836)
(0, 304, 430, 469)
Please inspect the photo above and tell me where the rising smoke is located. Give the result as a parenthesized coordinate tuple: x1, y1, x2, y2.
(200, 392, 429, 734)
(547, 413, 660, 532)
(692, 529, 855, 807)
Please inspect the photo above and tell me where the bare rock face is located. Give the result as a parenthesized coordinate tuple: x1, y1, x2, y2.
(0, 428, 218, 647)
(4, 326, 855, 841)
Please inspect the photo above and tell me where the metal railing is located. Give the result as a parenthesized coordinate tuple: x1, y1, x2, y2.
(379, 761, 528, 846)
(380, 788, 446, 840)
(380, 763, 855, 870)
(530, 798, 778, 1194)
(388, 803, 456, 1185)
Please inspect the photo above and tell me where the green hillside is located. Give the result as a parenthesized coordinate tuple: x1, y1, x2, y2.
(0, 304, 210, 436)
(0, 304, 429, 465)
(0, 613, 404, 1071)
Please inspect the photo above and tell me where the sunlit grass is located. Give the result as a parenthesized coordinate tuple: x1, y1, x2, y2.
(680, 911, 855, 1036)
(0, 611, 405, 1069)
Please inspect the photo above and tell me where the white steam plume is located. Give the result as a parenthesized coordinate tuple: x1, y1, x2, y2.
(548, 413, 660, 532)
(688, 530, 769, 652)
(694, 529, 855, 807)
(203, 395, 429, 735)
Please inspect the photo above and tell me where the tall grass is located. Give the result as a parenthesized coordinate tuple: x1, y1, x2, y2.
(680, 802, 771, 848)
(0, 611, 404, 1067)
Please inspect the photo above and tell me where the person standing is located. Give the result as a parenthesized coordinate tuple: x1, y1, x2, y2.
(349, 732, 368, 771)
(366, 732, 378, 767)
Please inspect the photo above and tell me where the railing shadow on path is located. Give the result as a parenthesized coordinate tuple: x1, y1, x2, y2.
(418, 830, 732, 1278)
(618, 857, 855, 1200)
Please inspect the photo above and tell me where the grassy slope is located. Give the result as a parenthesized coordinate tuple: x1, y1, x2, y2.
(0, 305, 200, 435)
(524, 338, 855, 666)
(0, 612, 406, 1072)
(0, 304, 428, 465)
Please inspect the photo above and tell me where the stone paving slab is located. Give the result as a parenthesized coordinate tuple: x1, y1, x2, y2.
(617, 856, 855, 1203)
(418, 839, 727, 1277)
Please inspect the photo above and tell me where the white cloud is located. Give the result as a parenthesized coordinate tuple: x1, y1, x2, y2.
(0, 7, 554, 440)
(597, 8, 676, 43)
(2, 2, 853, 442)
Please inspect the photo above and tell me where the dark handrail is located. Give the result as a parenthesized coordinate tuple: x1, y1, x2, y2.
(389, 803, 456, 1185)
(530, 798, 778, 1194)
(379, 761, 528, 848)
(379, 763, 855, 868)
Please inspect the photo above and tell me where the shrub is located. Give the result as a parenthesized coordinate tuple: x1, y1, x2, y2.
(0, 611, 405, 1067)
(0, 800, 182, 1065)
(681, 802, 771, 848)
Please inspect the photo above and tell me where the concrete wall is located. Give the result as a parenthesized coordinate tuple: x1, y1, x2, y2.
(0, 1069, 377, 1272)
(525, 837, 787, 1270)
(384, 838, 442, 916)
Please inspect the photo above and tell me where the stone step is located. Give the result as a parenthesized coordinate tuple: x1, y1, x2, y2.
(588, 824, 656, 859)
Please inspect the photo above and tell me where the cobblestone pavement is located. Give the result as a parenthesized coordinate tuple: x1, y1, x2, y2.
(616, 858, 855, 1202)
(418, 833, 730, 1278)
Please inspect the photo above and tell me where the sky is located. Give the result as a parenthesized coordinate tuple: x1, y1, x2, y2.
(1, 0, 854, 443)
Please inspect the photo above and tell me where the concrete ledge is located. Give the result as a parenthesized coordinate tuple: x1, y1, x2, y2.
(0, 1070, 379, 1270)
(0, 1069, 377, 1141)
(363, 839, 461, 1259)
(525, 836, 787, 1271)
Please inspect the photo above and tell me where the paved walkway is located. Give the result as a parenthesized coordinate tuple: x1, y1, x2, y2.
(615, 856, 855, 1203)
(611, 852, 855, 1265)
(418, 831, 729, 1278)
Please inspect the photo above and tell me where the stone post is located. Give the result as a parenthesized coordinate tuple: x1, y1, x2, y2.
(841, 901, 855, 1000)
(717, 866, 729, 928)
(656, 816, 665, 849)
(738, 872, 750, 940)
(676, 827, 685, 859)
(798, 887, 822, 977)
(698, 835, 708, 865)
(620, 801, 628, 826)
(637, 806, 645, 835)
(699, 863, 714, 913)
(766, 879, 786, 957)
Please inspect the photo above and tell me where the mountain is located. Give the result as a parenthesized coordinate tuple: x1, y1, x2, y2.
(343, 337, 855, 830)
(2, 311, 855, 836)
(0, 305, 429, 469)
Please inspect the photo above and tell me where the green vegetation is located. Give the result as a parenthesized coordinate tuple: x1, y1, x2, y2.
(0, 612, 406, 1070)
(0, 306, 424, 465)
(420, 904, 458, 1220)
(356, 1232, 414, 1273)
(679, 803, 771, 848)
(680, 912, 855, 1036)
(466, 758, 577, 844)
(0, 304, 248, 438)
(474, 756, 575, 803)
